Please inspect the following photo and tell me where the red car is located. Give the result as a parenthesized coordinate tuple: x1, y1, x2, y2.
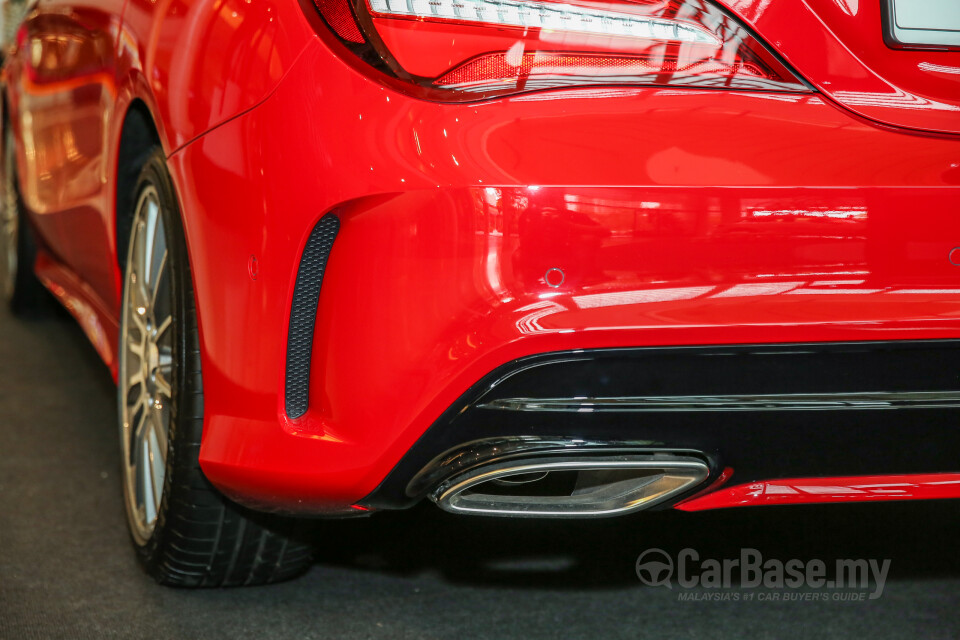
(1, 0, 959, 586)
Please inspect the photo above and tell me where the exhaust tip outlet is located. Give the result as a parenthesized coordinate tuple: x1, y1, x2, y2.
(431, 454, 709, 518)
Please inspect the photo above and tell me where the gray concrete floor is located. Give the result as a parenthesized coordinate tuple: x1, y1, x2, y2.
(2, 301, 959, 639)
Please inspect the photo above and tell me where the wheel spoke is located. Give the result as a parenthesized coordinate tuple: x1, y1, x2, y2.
(141, 436, 156, 524)
(150, 251, 167, 306)
(134, 436, 146, 513)
(124, 374, 144, 408)
(154, 315, 172, 342)
(132, 398, 149, 449)
(123, 391, 144, 426)
(132, 219, 152, 311)
(154, 370, 172, 399)
(133, 219, 147, 285)
(143, 199, 157, 286)
(151, 407, 168, 462)
(0, 157, 17, 298)
(147, 422, 163, 511)
(130, 305, 147, 335)
(127, 336, 144, 358)
(128, 270, 150, 319)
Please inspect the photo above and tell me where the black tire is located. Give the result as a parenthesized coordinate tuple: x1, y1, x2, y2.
(118, 149, 314, 587)
(1, 125, 49, 315)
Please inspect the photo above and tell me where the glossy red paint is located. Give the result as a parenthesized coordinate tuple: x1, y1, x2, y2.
(179, 36, 960, 511)
(117, 0, 314, 153)
(5, 0, 318, 378)
(673, 467, 735, 509)
(7, 4, 124, 315)
(718, 0, 960, 135)
(676, 472, 960, 511)
(3, 0, 960, 513)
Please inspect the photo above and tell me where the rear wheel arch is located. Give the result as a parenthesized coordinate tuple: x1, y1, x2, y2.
(116, 144, 316, 587)
(115, 101, 163, 274)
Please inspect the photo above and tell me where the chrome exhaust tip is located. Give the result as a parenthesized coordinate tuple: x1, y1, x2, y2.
(430, 454, 708, 518)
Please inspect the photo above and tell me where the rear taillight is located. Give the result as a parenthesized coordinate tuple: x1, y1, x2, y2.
(310, 0, 809, 99)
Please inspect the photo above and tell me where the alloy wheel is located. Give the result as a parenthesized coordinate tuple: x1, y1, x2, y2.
(0, 140, 18, 302)
(119, 184, 173, 545)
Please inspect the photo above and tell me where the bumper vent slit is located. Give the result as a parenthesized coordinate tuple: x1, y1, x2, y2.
(285, 213, 340, 418)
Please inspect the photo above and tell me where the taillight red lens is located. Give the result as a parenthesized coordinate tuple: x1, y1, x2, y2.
(313, 0, 365, 43)
(311, 0, 809, 98)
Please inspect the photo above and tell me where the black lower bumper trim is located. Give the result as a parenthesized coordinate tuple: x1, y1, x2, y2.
(359, 340, 960, 510)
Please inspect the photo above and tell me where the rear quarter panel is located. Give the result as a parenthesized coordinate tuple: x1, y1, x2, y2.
(6, 0, 125, 309)
(4, 0, 316, 372)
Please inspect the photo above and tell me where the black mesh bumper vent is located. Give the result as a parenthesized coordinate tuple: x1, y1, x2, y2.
(285, 213, 340, 418)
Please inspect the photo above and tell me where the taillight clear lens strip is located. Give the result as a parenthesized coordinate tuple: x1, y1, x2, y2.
(307, 0, 811, 98)
(366, 0, 720, 45)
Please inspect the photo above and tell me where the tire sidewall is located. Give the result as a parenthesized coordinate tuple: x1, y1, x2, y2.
(118, 149, 197, 567)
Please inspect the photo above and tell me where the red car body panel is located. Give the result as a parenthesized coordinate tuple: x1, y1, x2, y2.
(118, 0, 316, 152)
(677, 472, 960, 511)
(4, 0, 960, 513)
(721, 0, 960, 136)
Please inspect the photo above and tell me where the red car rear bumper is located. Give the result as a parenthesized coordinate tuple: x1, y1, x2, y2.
(677, 472, 960, 511)
(167, 37, 960, 513)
